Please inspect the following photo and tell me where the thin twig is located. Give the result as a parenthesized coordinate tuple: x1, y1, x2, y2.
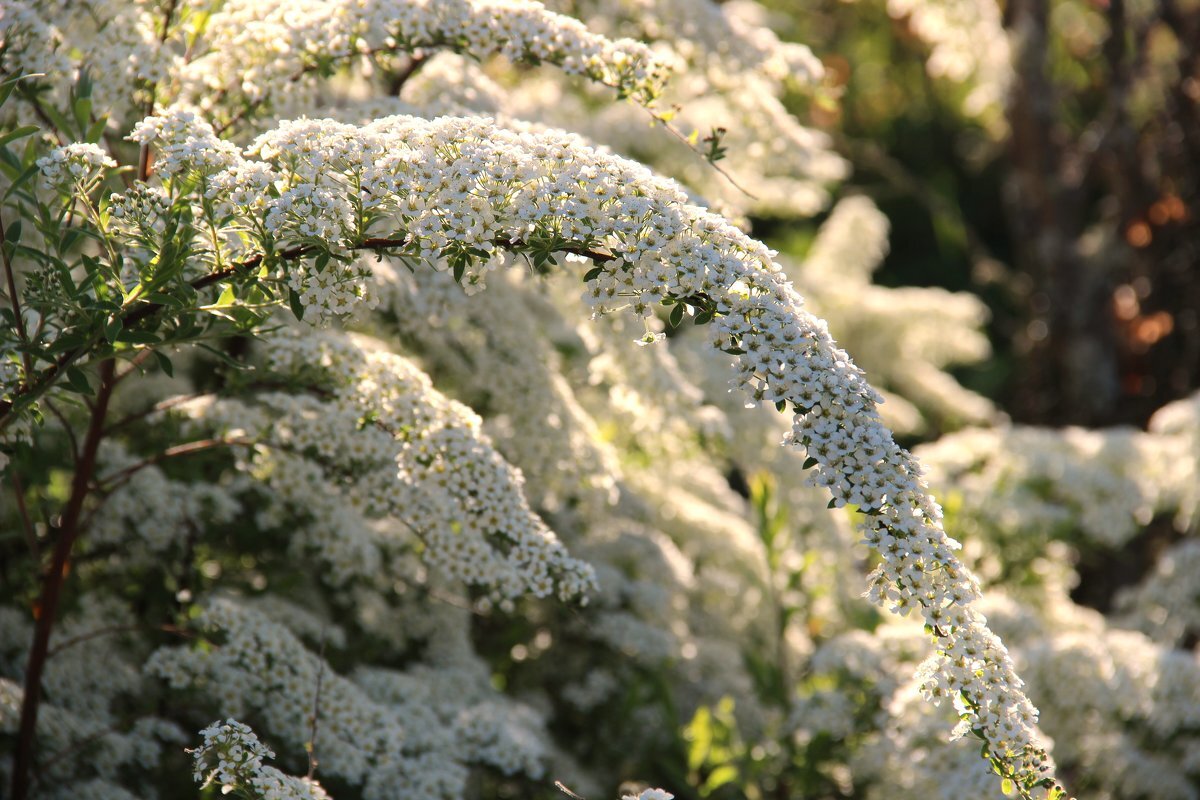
(0, 207, 34, 382)
(112, 348, 156, 386)
(305, 629, 328, 781)
(8, 469, 39, 560)
(641, 105, 759, 201)
(104, 392, 210, 436)
(387, 52, 428, 96)
(96, 436, 255, 493)
(46, 622, 191, 658)
(43, 398, 80, 466)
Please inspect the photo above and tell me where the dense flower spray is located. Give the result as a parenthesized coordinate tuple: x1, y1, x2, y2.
(93, 107, 1062, 795)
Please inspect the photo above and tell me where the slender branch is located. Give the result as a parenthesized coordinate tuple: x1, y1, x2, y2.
(387, 52, 428, 96)
(43, 398, 80, 466)
(96, 435, 254, 494)
(1, 207, 34, 382)
(12, 84, 67, 146)
(641, 105, 759, 201)
(8, 469, 39, 560)
(104, 392, 209, 436)
(112, 348, 156, 386)
(305, 630, 327, 781)
(46, 622, 190, 658)
(11, 358, 116, 800)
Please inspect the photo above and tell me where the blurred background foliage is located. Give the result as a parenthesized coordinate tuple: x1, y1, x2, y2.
(761, 0, 1199, 430)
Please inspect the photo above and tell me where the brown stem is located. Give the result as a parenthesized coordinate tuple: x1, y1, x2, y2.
(387, 53, 428, 96)
(97, 435, 254, 493)
(11, 359, 116, 800)
(43, 398, 80, 467)
(1, 207, 33, 382)
(8, 469, 38, 560)
(103, 392, 209, 437)
(46, 622, 191, 659)
(305, 631, 327, 781)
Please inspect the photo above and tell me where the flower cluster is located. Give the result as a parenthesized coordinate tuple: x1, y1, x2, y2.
(116, 108, 1061, 791)
(181, 327, 597, 602)
(150, 598, 554, 799)
(189, 718, 331, 800)
(524, 0, 843, 217)
(177, 0, 672, 123)
(36, 143, 116, 189)
(789, 196, 995, 433)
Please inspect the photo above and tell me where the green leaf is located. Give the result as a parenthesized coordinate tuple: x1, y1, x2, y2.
(803, 457, 819, 470)
(701, 764, 739, 796)
(0, 125, 39, 149)
(102, 316, 123, 343)
(1001, 778, 1015, 796)
(0, 76, 21, 109)
(64, 366, 94, 395)
(3, 218, 21, 245)
(3, 164, 39, 200)
(694, 309, 715, 325)
(288, 289, 305, 321)
(827, 498, 838, 509)
(215, 284, 236, 308)
(668, 302, 685, 328)
(85, 116, 109, 144)
(116, 329, 160, 344)
(72, 97, 93, 133)
(153, 350, 174, 378)
(582, 266, 604, 282)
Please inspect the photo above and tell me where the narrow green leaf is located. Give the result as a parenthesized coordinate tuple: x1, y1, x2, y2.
(215, 284, 236, 308)
(582, 266, 604, 282)
(0, 77, 19, 109)
(73, 97, 93, 133)
(288, 288, 305, 321)
(803, 457, 819, 470)
(702, 764, 739, 795)
(103, 316, 123, 343)
(152, 350, 174, 378)
(64, 366, 94, 395)
(0, 125, 39, 149)
(3, 219, 21, 245)
(85, 116, 108, 144)
(116, 329, 160, 344)
(3, 164, 39, 200)
(668, 302, 685, 328)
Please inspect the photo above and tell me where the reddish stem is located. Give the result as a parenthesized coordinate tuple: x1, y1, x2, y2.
(10, 359, 116, 800)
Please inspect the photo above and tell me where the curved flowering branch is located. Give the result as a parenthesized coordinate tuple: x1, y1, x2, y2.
(72, 109, 1068, 796)
(177, 0, 673, 122)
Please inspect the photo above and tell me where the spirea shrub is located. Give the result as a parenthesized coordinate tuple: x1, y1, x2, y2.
(3, 2, 1193, 800)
